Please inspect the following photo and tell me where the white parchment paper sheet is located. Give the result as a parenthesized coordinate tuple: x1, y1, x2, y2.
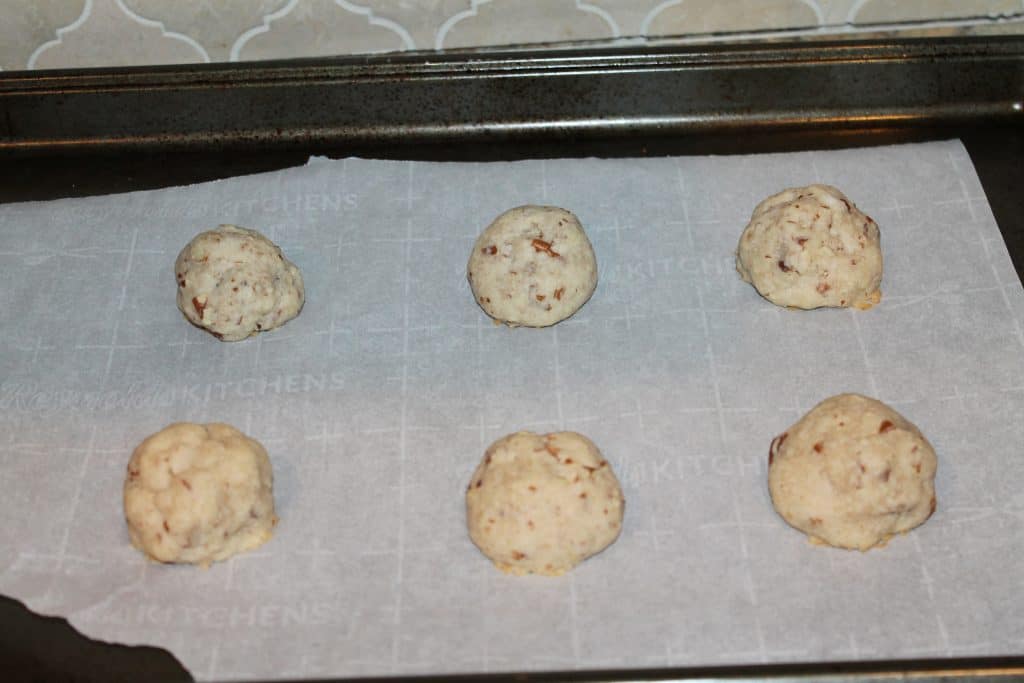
(1, 140, 1023, 680)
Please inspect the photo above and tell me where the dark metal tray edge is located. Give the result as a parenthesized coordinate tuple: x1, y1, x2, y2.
(1, 36, 1022, 156)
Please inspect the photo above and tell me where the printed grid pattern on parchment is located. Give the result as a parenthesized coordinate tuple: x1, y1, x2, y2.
(1, 141, 1023, 680)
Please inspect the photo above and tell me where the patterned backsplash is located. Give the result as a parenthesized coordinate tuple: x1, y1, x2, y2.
(3, 0, 1023, 71)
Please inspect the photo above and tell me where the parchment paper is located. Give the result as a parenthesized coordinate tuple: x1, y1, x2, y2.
(1, 140, 1022, 680)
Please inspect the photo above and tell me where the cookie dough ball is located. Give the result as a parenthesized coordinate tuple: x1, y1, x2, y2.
(175, 224, 304, 341)
(736, 185, 882, 309)
(124, 423, 277, 566)
(466, 431, 624, 576)
(467, 206, 598, 327)
(767, 394, 937, 551)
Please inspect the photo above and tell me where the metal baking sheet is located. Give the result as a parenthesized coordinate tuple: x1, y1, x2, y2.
(1, 36, 1024, 683)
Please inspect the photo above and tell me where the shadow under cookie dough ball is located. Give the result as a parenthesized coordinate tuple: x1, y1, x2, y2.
(767, 394, 937, 551)
(467, 206, 597, 327)
(465, 431, 624, 576)
(175, 224, 304, 341)
(736, 185, 882, 310)
(124, 422, 277, 566)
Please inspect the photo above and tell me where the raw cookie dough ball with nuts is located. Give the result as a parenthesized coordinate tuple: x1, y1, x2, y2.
(466, 431, 624, 576)
(767, 394, 937, 551)
(467, 206, 598, 327)
(175, 224, 304, 341)
(124, 422, 277, 566)
(736, 185, 882, 309)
